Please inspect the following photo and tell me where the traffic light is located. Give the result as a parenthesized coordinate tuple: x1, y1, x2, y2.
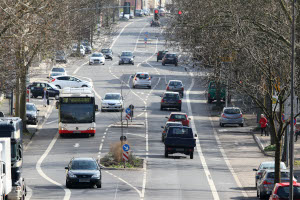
(154, 9, 159, 21)
(178, 10, 182, 15)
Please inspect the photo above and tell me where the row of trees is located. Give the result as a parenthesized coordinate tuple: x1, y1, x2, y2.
(164, 1, 300, 184)
(0, 0, 116, 130)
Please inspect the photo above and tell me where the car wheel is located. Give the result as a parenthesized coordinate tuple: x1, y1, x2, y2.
(160, 106, 163, 111)
(111, 58, 113, 61)
(207, 99, 212, 103)
(178, 107, 181, 111)
(133, 85, 135, 88)
(103, 63, 105, 65)
(164, 149, 168, 158)
(240, 123, 244, 127)
(96, 182, 102, 188)
(157, 59, 158, 62)
(190, 152, 194, 159)
(175, 63, 178, 66)
(162, 63, 165, 66)
(132, 62, 134, 65)
(259, 191, 265, 199)
(119, 63, 121, 65)
(256, 189, 259, 197)
(33, 95, 38, 98)
(66, 180, 71, 188)
(82, 85, 88, 87)
(220, 123, 224, 127)
(90, 133, 95, 137)
(148, 86, 151, 89)
(56, 85, 61, 89)
(161, 136, 164, 142)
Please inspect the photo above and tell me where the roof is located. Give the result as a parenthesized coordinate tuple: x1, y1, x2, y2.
(170, 112, 187, 115)
(275, 182, 300, 187)
(105, 93, 121, 95)
(168, 80, 182, 83)
(164, 91, 180, 94)
(136, 72, 149, 74)
(72, 157, 95, 161)
(166, 121, 182, 124)
(60, 87, 94, 97)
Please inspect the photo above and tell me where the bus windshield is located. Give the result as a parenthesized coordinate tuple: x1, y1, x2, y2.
(60, 104, 94, 123)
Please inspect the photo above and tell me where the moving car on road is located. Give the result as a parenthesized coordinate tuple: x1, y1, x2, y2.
(26, 103, 39, 125)
(89, 53, 105, 65)
(71, 44, 85, 56)
(161, 121, 182, 142)
(101, 48, 113, 60)
(166, 112, 190, 126)
(166, 80, 184, 97)
(50, 75, 92, 89)
(160, 91, 181, 111)
(135, 9, 144, 16)
(55, 50, 68, 63)
(119, 51, 135, 65)
(269, 182, 300, 200)
(219, 107, 244, 127)
(49, 67, 67, 78)
(28, 82, 60, 99)
(132, 72, 152, 89)
(207, 81, 226, 103)
(164, 126, 196, 159)
(162, 53, 178, 66)
(65, 157, 102, 188)
(101, 93, 124, 112)
(157, 50, 168, 62)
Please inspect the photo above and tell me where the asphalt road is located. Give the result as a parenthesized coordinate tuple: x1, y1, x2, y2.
(22, 16, 268, 200)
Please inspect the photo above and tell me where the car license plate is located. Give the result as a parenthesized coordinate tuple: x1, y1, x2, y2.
(79, 178, 90, 183)
(176, 148, 184, 152)
(74, 131, 81, 133)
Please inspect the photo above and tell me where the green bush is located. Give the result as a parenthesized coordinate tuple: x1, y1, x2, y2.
(264, 144, 276, 151)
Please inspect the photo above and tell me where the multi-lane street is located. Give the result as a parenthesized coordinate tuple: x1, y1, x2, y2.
(22, 16, 268, 200)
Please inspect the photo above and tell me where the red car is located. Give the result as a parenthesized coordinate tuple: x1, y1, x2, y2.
(166, 112, 190, 126)
(269, 182, 300, 200)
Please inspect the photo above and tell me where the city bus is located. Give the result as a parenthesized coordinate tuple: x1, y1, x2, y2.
(56, 87, 98, 137)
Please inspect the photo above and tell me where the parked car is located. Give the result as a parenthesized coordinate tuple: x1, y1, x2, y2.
(143, 9, 150, 16)
(82, 41, 92, 54)
(161, 122, 182, 142)
(164, 126, 196, 159)
(269, 182, 300, 200)
(135, 9, 143, 16)
(162, 53, 178, 66)
(101, 48, 113, 60)
(55, 50, 67, 63)
(157, 50, 168, 61)
(48, 72, 65, 80)
(253, 161, 287, 187)
(160, 92, 181, 111)
(71, 44, 85, 56)
(89, 53, 105, 65)
(219, 107, 244, 127)
(159, 8, 166, 16)
(166, 80, 184, 97)
(257, 169, 296, 199)
(50, 76, 92, 89)
(49, 67, 67, 78)
(65, 157, 102, 188)
(166, 112, 190, 126)
(151, 20, 160, 27)
(207, 81, 226, 103)
(129, 12, 134, 19)
(119, 12, 129, 20)
(119, 51, 134, 65)
(28, 82, 60, 99)
(101, 93, 124, 112)
(132, 72, 152, 89)
(26, 103, 39, 125)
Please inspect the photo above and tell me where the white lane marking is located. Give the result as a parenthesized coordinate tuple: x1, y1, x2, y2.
(110, 21, 134, 49)
(134, 23, 148, 52)
(74, 75, 102, 101)
(126, 133, 146, 138)
(45, 119, 58, 125)
(36, 132, 71, 200)
(186, 72, 220, 200)
(25, 186, 32, 200)
(73, 61, 89, 75)
(73, 143, 80, 148)
(208, 117, 248, 197)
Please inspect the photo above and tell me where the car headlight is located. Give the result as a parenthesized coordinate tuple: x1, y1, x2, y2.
(92, 173, 100, 178)
(130, 58, 133, 60)
(68, 172, 76, 178)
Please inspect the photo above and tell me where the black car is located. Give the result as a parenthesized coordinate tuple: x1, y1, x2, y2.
(28, 82, 60, 99)
(55, 50, 67, 63)
(101, 48, 113, 60)
(65, 158, 102, 188)
(119, 51, 135, 65)
(151, 20, 160, 27)
(160, 91, 181, 111)
(157, 50, 168, 62)
(82, 41, 92, 54)
(26, 103, 39, 125)
(162, 53, 178, 66)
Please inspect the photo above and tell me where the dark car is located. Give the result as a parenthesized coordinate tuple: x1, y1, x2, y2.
(65, 157, 102, 188)
(101, 48, 113, 60)
(119, 51, 134, 65)
(157, 50, 168, 62)
(151, 20, 160, 27)
(26, 103, 39, 125)
(160, 92, 181, 111)
(28, 82, 60, 99)
(55, 50, 67, 63)
(161, 121, 182, 142)
(162, 53, 178, 66)
(166, 80, 184, 97)
(82, 41, 92, 54)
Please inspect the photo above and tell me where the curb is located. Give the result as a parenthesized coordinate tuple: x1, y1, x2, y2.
(252, 133, 274, 157)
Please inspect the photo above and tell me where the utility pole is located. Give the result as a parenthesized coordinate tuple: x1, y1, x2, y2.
(134, 0, 137, 16)
(120, 79, 125, 168)
(289, 0, 296, 199)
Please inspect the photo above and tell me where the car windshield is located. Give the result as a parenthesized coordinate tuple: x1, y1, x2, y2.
(52, 68, 65, 72)
(277, 186, 300, 198)
(170, 114, 187, 120)
(168, 127, 193, 138)
(105, 94, 121, 100)
(224, 108, 240, 114)
(60, 104, 94, 123)
(101, 49, 110, 53)
(48, 83, 58, 89)
(56, 51, 65, 56)
(26, 104, 36, 111)
(92, 53, 103, 57)
(260, 162, 286, 170)
(50, 72, 62, 77)
(164, 93, 179, 99)
(267, 172, 289, 179)
(71, 160, 98, 170)
(166, 123, 182, 128)
(121, 52, 133, 57)
(136, 10, 141, 13)
(136, 74, 149, 79)
(169, 81, 182, 86)
(166, 54, 176, 58)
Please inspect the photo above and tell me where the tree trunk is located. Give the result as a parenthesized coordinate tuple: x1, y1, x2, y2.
(216, 81, 222, 108)
(267, 66, 275, 145)
(274, 138, 283, 184)
(15, 77, 20, 117)
(19, 66, 27, 132)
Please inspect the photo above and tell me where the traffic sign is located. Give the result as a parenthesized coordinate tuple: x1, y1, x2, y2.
(125, 108, 131, 114)
(129, 104, 134, 110)
(123, 144, 130, 152)
(126, 113, 130, 120)
(144, 37, 148, 41)
(294, 118, 297, 126)
(123, 151, 129, 161)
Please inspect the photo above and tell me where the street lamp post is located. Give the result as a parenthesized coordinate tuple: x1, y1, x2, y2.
(289, 0, 296, 199)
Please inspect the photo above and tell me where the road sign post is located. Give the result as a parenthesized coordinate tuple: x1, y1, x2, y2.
(122, 144, 130, 168)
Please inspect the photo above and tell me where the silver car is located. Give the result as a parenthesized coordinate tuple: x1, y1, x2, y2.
(166, 80, 184, 97)
(219, 107, 244, 127)
(257, 169, 296, 199)
(132, 72, 152, 89)
(101, 93, 124, 112)
(253, 161, 287, 187)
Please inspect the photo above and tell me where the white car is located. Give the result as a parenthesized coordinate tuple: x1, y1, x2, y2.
(50, 75, 92, 89)
(89, 53, 105, 65)
(72, 44, 85, 56)
(132, 72, 152, 89)
(101, 93, 124, 112)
